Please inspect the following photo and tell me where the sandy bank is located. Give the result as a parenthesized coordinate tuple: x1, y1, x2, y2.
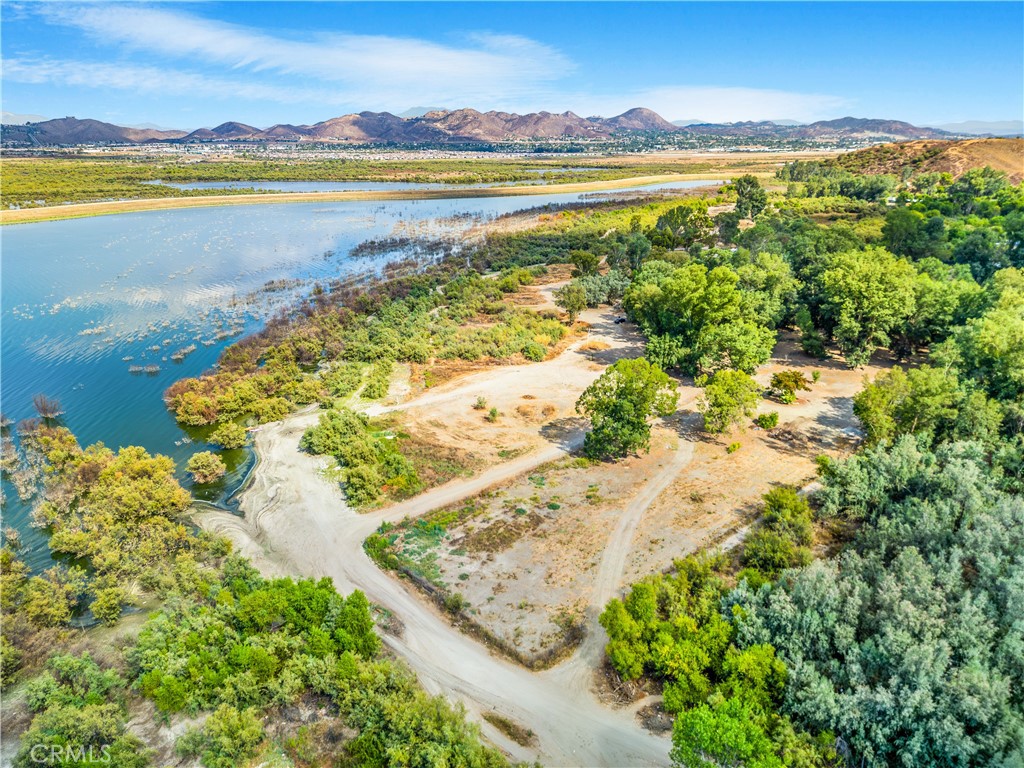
(0, 174, 725, 225)
(194, 313, 674, 766)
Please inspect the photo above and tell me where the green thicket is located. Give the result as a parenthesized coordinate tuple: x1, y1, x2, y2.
(15, 653, 150, 767)
(300, 408, 420, 507)
(3, 425, 202, 634)
(165, 259, 567, 431)
(1, 422, 511, 767)
(601, 167, 1024, 766)
(129, 560, 506, 767)
(575, 358, 679, 458)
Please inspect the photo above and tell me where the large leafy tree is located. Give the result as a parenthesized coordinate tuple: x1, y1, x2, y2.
(733, 174, 769, 219)
(853, 365, 1003, 448)
(818, 247, 917, 367)
(952, 269, 1024, 401)
(698, 370, 762, 433)
(554, 282, 588, 324)
(671, 696, 783, 768)
(575, 358, 678, 458)
(882, 207, 947, 260)
(624, 262, 775, 374)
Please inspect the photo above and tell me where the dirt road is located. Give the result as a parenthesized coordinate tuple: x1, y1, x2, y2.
(199, 310, 678, 765)
(201, 411, 673, 766)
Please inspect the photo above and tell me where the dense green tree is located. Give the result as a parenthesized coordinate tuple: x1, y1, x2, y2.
(714, 210, 742, 245)
(770, 370, 811, 404)
(554, 282, 588, 324)
(15, 654, 149, 768)
(187, 451, 227, 484)
(947, 166, 1009, 215)
(851, 365, 1003, 447)
(882, 207, 948, 260)
(734, 438, 1024, 767)
(671, 696, 783, 768)
(896, 260, 983, 355)
(818, 247, 917, 366)
(568, 249, 601, 277)
(574, 270, 630, 307)
(736, 253, 800, 328)
(952, 275, 1024, 400)
(953, 228, 1007, 282)
(733, 175, 769, 219)
(1002, 210, 1024, 266)
(208, 422, 247, 449)
(576, 358, 678, 458)
(180, 705, 264, 768)
(699, 370, 762, 433)
(655, 204, 717, 249)
(624, 233, 652, 271)
(300, 408, 420, 507)
(625, 262, 775, 374)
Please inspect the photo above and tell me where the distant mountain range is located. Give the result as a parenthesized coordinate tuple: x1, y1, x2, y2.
(2, 108, 1004, 146)
(926, 120, 1024, 138)
(1, 111, 51, 125)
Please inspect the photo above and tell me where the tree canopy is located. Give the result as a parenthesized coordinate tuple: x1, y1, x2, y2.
(576, 358, 678, 458)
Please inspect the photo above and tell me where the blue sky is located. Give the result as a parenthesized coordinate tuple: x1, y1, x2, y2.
(2, 2, 1021, 129)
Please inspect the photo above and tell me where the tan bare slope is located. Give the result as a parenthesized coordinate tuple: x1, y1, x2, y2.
(835, 138, 1024, 182)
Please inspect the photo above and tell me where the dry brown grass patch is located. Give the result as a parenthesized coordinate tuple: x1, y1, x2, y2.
(458, 510, 546, 553)
(482, 712, 537, 747)
(515, 404, 537, 420)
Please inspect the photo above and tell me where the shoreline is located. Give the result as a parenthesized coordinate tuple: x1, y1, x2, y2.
(0, 173, 727, 225)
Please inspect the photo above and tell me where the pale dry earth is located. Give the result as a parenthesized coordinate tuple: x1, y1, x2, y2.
(198, 302, 676, 766)
(198, 294, 878, 765)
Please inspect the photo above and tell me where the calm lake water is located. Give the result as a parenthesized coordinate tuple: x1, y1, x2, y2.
(1, 179, 717, 571)
(143, 179, 498, 192)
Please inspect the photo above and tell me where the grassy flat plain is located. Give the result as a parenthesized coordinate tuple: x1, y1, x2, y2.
(0, 150, 836, 223)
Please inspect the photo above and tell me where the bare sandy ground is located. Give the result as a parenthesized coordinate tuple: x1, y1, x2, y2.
(196, 301, 882, 765)
(623, 335, 893, 582)
(197, 305, 675, 766)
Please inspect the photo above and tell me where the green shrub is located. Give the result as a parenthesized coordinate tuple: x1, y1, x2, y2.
(521, 341, 546, 361)
(771, 370, 812, 403)
(754, 412, 779, 429)
(361, 360, 393, 400)
(300, 408, 421, 507)
(208, 422, 247, 450)
(323, 362, 364, 398)
(187, 451, 226, 484)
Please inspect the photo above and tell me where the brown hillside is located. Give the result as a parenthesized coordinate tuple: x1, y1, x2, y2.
(835, 138, 1024, 183)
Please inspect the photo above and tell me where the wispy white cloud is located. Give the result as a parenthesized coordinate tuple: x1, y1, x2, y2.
(14, 4, 850, 125)
(1, 57, 339, 106)
(35, 4, 572, 108)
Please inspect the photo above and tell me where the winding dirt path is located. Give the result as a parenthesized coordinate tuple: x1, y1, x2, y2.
(198, 312, 686, 766)
(201, 413, 672, 765)
(551, 439, 696, 693)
